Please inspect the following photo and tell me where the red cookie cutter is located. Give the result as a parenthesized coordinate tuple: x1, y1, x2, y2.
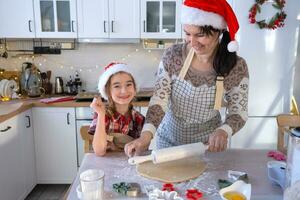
(162, 183, 175, 192)
(186, 189, 203, 200)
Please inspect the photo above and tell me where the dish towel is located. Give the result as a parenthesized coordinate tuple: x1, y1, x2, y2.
(40, 96, 74, 104)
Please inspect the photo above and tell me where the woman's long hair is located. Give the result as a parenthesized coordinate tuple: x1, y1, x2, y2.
(104, 72, 136, 117)
(198, 26, 237, 76)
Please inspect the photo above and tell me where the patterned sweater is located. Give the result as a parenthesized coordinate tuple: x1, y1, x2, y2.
(142, 43, 249, 137)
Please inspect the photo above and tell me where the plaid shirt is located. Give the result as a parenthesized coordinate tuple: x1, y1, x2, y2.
(88, 109, 145, 139)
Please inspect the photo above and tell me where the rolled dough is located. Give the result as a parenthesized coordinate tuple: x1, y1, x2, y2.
(136, 156, 206, 183)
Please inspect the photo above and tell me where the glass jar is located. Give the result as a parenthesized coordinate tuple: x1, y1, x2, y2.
(285, 127, 300, 188)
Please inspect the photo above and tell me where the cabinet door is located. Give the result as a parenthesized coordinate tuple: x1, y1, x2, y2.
(0, 0, 35, 38)
(34, 0, 77, 38)
(109, 0, 140, 38)
(19, 110, 36, 196)
(141, 0, 182, 39)
(0, 116, 24, 200)
(33, 107, 77, 183)
(77, 0, 109, 38)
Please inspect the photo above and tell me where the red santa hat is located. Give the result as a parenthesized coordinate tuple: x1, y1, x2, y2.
(98, 62, 138, 100)
(181, 0, 239, 52)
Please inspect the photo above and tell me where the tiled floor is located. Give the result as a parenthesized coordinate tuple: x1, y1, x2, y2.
(25, 184, 70, 200)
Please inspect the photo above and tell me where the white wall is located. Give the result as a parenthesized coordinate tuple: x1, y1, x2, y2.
(293, 25, 300, 106)
(0, 43, 164, 91)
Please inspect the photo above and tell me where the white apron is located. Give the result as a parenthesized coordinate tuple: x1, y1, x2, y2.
(156, 48, 222, 149)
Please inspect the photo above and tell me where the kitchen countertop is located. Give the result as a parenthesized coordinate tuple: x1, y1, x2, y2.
(67, 150, 283, 200)
(0, 97, 149, 123)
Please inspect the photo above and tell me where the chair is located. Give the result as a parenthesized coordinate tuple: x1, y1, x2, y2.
(276, 114, 300, 154)
(80, 125, 94, 153)
(291, 96, 299, 115)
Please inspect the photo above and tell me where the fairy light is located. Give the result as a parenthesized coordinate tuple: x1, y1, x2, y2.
(8, 46, 161, 74)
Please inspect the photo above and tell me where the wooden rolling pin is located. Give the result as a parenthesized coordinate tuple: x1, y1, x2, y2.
(128, 142, 208, 165)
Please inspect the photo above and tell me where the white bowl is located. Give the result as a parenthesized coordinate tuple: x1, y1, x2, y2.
(219, 180, 251, 200)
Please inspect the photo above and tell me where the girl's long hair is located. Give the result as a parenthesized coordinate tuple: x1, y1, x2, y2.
(104, 72, 136, 117)
(198, 26, 237, 76)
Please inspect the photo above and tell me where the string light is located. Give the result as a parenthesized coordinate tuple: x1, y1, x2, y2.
(6, 46, 161, 73)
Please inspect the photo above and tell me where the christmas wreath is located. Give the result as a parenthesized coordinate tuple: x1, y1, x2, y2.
(249, 0, 286, 30)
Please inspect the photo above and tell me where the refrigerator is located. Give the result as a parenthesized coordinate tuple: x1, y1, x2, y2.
(227, 0, 300, 149)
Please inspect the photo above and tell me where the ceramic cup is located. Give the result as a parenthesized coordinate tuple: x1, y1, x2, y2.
(80, 169, 104, 200)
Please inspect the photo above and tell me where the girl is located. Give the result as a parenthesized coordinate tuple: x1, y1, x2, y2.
(89, 62, 145, 156)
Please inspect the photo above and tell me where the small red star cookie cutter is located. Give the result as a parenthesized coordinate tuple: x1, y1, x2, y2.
(186, 189, 203, 200)
(162, 183, 175, 192)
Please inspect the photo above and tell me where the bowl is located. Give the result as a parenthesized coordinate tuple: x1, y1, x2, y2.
(219, 180, 251, 200)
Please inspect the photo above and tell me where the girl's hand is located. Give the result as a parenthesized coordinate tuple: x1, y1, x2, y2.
(208, 129, 228, 152)
(90, 96, 106, 116)
(124, 131, 152, 157)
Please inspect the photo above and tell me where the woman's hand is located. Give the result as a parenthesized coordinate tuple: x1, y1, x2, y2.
(208, 129, 228, 152)
(90, 96, 105, 116)
(124, 131, 153, 157)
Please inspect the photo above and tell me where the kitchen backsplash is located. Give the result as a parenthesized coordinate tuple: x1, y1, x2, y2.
(0, 43, 164, 92)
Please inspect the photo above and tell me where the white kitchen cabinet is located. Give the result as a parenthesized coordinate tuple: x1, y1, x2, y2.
(19, 110, 36, 197)
(0, 115, 23, 200)
(0, 112, 35, 200)
(33, 0, 77, 38)
(33, 107, 77, 183)
(77, 0, 140, 39)
(141, 0, 182, 39)
(0, 0, 35, 38)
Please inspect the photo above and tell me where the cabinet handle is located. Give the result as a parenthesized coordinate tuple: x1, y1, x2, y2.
(67, 113, 70, 125)
(143, 20, 146, 32)
(111, 20, 114, 33)
(25, 115, 31, 128)
(71, 20, 75, 32)
(28, 20, 33, 32)
(1, 126, 12, 132)
(103, 21, 107, 33)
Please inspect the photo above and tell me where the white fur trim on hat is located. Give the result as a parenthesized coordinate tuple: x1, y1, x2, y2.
(227, 40, 239, 52)
(181, 5, 227, 29)
(98, 63, 139, 100)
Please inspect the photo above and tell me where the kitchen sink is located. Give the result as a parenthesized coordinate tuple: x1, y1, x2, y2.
(0, 102, 23, 116)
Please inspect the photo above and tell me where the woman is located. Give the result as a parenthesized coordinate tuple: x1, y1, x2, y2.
(125, 0, 249, 156)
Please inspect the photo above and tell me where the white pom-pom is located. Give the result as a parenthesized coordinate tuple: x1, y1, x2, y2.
(227, 40, 239, 52)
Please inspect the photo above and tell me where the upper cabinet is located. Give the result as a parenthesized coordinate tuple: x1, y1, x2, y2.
(0, 0, 35, 38)
(33, 0, 77, 38)
(77, 0, 140, 39)
(141, 0, 182, 39)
